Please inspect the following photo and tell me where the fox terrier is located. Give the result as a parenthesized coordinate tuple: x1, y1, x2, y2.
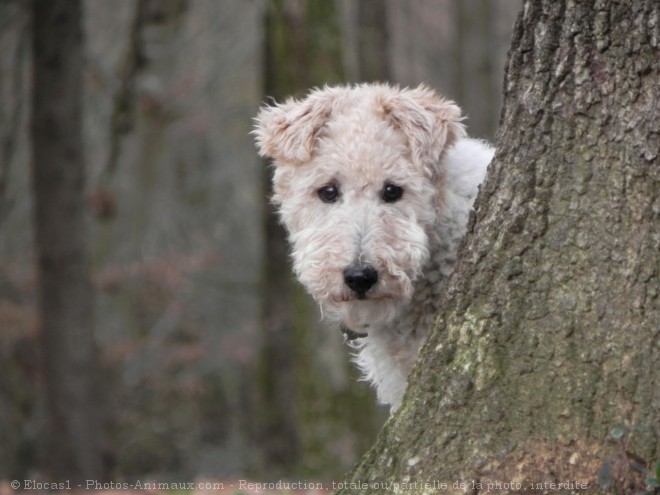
(254, 83, 494, 411)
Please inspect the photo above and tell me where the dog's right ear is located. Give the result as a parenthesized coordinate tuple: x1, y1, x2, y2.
(381, 85, 465, 179)
(253, 89, 336, 163)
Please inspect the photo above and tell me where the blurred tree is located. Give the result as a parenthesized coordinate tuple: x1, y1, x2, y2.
(451, 0, 467, 104)
(388, 0, 518, 140)
(451, 0, 500, 137)
(84, 0, 266, 478)
(475, 0, 498, 136)
(340, 0, 659, 491)
(259, 0, 307, 472)
(30, 0, 104, 481)
(258, 0, 342, 472)
(106, 0, 187, 179)
(0, 1, 28, 227)
(258, 0, 383, 477)
(357, 0, 390, 81)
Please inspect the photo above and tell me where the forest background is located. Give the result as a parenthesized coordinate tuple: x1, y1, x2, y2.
(0, 0, 519, 483)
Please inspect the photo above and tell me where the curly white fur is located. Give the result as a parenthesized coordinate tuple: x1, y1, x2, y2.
(254, 83, 493, 411)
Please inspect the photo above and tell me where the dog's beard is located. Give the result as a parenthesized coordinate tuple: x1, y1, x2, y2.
(340, 298, 406, 330)
(313, 283, 411, 332)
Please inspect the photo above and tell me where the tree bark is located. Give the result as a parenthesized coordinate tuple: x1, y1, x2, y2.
(340, 1, 659, 493)
(31, 0, 104, 481)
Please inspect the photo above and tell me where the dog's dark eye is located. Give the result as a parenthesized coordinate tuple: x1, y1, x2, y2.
(382, 183, 403, 203)
(318, 184, 339, 203)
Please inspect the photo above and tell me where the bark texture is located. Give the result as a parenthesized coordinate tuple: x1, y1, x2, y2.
(340, 1, 659, 493)
(31, 0, 104, 481)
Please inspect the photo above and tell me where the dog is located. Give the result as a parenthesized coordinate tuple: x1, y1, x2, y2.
(254, 83, 493, 410)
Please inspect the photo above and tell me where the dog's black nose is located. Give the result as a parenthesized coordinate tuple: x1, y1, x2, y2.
(343, 265, 378, 295)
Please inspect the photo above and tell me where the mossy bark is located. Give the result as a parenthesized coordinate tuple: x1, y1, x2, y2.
(339, 1, 659, 493)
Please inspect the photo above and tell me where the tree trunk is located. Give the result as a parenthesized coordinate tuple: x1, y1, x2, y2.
(31, 0, 104, 481)
(357, 0, 390, 82)
(340, 1, 659, 493)
(258, 0, 310, 472)
(0, 1, 29, 227)
(451, 0, 467, 104)
(258, 0, 385, 477)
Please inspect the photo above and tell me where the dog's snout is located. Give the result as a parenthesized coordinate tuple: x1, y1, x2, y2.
(343, 265, 379, 295)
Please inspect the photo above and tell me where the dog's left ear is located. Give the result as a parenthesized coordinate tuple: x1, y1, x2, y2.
(253, 89, 337, 163)
(382, 85, 465, 178)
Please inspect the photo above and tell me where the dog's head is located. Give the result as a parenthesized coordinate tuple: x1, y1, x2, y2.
(254, 84, 464, 330)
